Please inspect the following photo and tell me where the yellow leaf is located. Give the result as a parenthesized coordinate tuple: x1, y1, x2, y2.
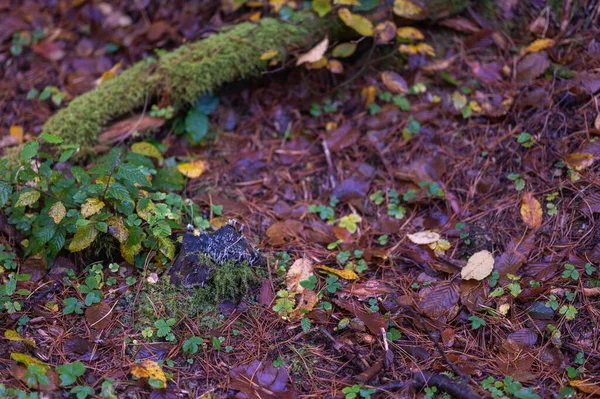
(108, 217, 129, 243)
(309, 57, 328, 69)
(48, 201, 66, 224)
(249, 11, 261, 22)
(136, 199, 155, 221)
(565, 152, 595, 171)
(312, 0, 331, 17)
(5, 330, 36, 347)
(570, 380, 600, 395)
(210, 216, 230, 229)
(121, 240, 142, 265)
(176, 160, 207, 179)
(361, 85, 377, 104)
(98, 61, 123, 84)
(407, 231, 440, 245)
(316, 265, 359, 280)
(95, 176, 116, 186)
(521, 38, 555, 55)
(334, 0, 360, 4)
(338, 8, 374, 36)
(429, 238, 451, 255)
(131, 142, 163, 161)
(15, 190, 40, 207)
(375, 21, 397, 44)
(393, 0, 424, 19)
(332, 42, 357, 58)
(381, 71, 408, 94)
(68, 224, 98, 252)
(287, 258, 314, 294)
(396, 26, 424, 40)
(399, 43, 435, 56)
(260, 49, 279, 61)
(157, 236, 175, 260)
(11, 353, 48, 371)
(10, 125, 24, 144)
(327, 59, 344, 74)
(269, 0, 287, 12)
(520, 193, 543, 229)
(469, 100, 482, 113)
(452, 91, 467, 110)
(461, 250, 494, 280)
(131, 359, 167, 385)
(296, 36, 329, 66)
(81, 198, 105, 218)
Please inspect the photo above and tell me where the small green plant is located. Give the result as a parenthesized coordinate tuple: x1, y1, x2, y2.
(70, 385, 95, 399)
(562, 263, 579, 281)
(378, 235, 388, 245)
(154, 318, 176, 341)
(56, 362, 86, 386)
(273, 290, 295, 320)
(63, 297, 84, 315)
(11, 31, 45, 56)
(325, 276, 342, 294)
(506, 274, 522, 297)
(149, 105, 175, 119)
(182, 336, 204, 354)
(481, 376, 541, 399)
(507, 174, 525, 191)
(28, 86, 67, 106)
(342, 384, 376, 399)
(517, 132, 535, 148)
(559, 304, 577, 321)
(469, 315, 486, 330)
(175, 94, 219, 144)
(339, 214, 361, 234)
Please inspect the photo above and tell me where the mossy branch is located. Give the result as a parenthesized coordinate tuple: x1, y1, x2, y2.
(42, 12, 326, 147)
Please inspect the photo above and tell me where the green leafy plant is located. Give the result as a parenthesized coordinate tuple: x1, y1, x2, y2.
(56, 362, 86, 386)
(469, 315, 486, 330)
(154, 318, 176, 341)
(182, 336, 204, 354)
(517, 132, 535, 148)
(342, 384, 376, 399)
(507, 174, 525, 191)
(562, 263, 579, 281)
(70, 385, 95, 399)
(273, 290, 295, 320)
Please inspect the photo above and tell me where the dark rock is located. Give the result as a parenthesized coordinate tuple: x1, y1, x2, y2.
(168, 224, 264, 288)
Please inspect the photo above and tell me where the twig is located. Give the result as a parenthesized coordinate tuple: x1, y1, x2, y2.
(413, 371, 482, 399)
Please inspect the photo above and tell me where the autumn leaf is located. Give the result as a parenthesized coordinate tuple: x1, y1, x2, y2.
(407, 231, 440, 245)
(361, 85, 377, 104)
(375, 21, 397, 44)
(316, 265, 359, 280)
(131, 359, 167, 386)
(69, 224, 98, 252)
(97, 61, 122, 85)
(396, 26, 424, 40)
(521, 38, 555, 55)
(48, 201, 66, 224)
(327, 59, 343, 74)
(565, 152, 595, 171)
(520, 193, 542, 229)
(461, 250, 494, 280)
(332, 42, 356, 58)
(15, 190, 40, 207)
(296, 37, 329, 66)
(176, 159, 207, 178)
(11, 353, 49, 371)
(108, 216, 129, 243)
(381, 71, 408, 94)
(399, 43, 435, 56)
(393, 0, 424, 19)
(570, 380, 600, 395)
(334, 0, 360, 4)
(5, 330, 36, 347)
(260, 49, 279, 61)
(81, 198, 105, 218)
(10, 125, 24, 144)
(286, 258, 314, 294)
(338, 8, 374, 37)
(131, 142, 163, 161)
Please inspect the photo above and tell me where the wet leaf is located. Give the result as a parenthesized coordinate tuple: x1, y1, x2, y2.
(393, 0, 424, 19)
(81, 198, 105, 218)
(291, 289, 319, 320)
(286, 258, 314, 294)
(521, 38, 555, 55)
(265, 220, 304, 245)
(381, 71, 409, 94)
(69, 224, 98, 252)
(296, 37, 329, 66)
(230, 360, 296, 399)
(338, 8, 374, 37)
(48, 201, 66, 224)
(517, 52, 550, 83)
(85, 302, 113, 329)
(461, 250, 494, 280)
(564, 152, 595, 171)
(176, 160, 206, 179)
(15, 190, 40, 207)
(131, 360, 167, 385)
(407, 231, 440, 245)
(316, 265, 359, 280)
(131, 142, 163, 161)
(520, 193, 542, 229)
(396, 26, 424, 40)
(332, 42, 357, 58)
(312, 0, 331, 17)
(419, 282, 460, 323)
(11, 353, 49, 371)
(5, 330, 36, 347)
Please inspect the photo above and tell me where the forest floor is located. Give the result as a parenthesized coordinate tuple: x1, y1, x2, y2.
(1, 1, 600, 398)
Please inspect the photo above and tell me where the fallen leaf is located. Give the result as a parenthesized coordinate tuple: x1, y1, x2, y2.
(327, 59, 344, 74)
(290, 289, 319, 320)
(131, 359, 167, 385)
(296, 37, 329, 66)
(418, 282, 460, 323)
(81, 198, 105, 218)
(381, 71, 408, 94)
(517, 52, 550, 83)
(338, 8, 374, 36)
(265, 220, 304, 245)
(260, 49, 279, 61)
(107, 216, 129, 243)
(407, 231, 440, 245)
(5, 330, 36, 347)
(393, 0, 424, 19)
(399, 43, 435, 56)
(96, 61, 122, 85)
(176, 160, 207, 179)
(230, 360, 297, 398)
(396, 26, 424, 40)
(21, 256, 47, 282)
(85, 302, 113, 329)
(316, 265, 359, 280)
(564, 152, 595, 171)
(570, 380, 600, 395)
(521, 38, 555, 55)
(595, 114, 600, 130)
(361, 85, 377, 104)
(375, 21, 397, 44)
(461, 250, 495, 280)
(48, 201, 66, 224)
(15, 191, 40, 207)
(286, 258, 314, 294)
(520, 193, 542, 229)
(9, 125, 24, 144)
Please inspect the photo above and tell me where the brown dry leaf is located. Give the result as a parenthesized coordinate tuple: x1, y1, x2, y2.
(338, 8, 374, 36)
(564, 152, 595, 171)
(81, 198, 105, 218)
(393, 0, 424, 19)
(265, 220, 304, 245)
(595, 114, 600, 130)
(407, 231, 440, 245)
(418, 282, 460, 323)
(461, 250, 494, 280)
(96, 61, 123, 85)
(316, 265, 359, 280)
(131, 359, 167, 385)
(296, 37, 329, 66)
(98, 116, 165, 145)
(85, 302, 113, 329)
(327, 59, 344, 74)
(570, 380, 600, 395)
(381, 71, 408, 94)
(520, 193, 542, 229)
(342, 280, 394, 300)
(286, 258, 314, 294)
(9, 125, 24, 144)
(290, 289, 319, 321)
(177, 160, 207, 179)
(21, 256, 47, 282)
(396, 26, 424, 40)
(517, 51, 550, 83)
(48, 201, 66, 224)
(521, 38, 555, 55)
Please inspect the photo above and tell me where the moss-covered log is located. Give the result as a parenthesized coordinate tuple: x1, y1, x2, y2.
(42, 12, 326, 147)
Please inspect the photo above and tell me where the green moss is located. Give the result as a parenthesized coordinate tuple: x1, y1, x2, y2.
(42, 12, 325, 148)
(136, 256, 257, 330)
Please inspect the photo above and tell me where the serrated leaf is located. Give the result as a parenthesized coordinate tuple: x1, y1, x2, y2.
(136, 198, 155, 221)
(20, 141, 39, 163)
(296, 36, 329, 66)
(131, 142, 163, 161)
(0, 182, 13, 206)
(48, 201, 66, 224)
(39, 132, 63, 144)
(107, 217, 129, 243)
(69, 224, 98, 252)
(116, 164, 150, 187)
(461, 250, 494, 281)
(520, 193, 542, 229)
(106, 183, 131, 202)
(332, 42, 357, 58)
(15, 190, 41, 207)
(157, 236, 175, 259)
(176, 160, 207, 179)
(81, 198, 105, 218)
(338, 8, 374, 36)
(316, 265, 359, 280)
